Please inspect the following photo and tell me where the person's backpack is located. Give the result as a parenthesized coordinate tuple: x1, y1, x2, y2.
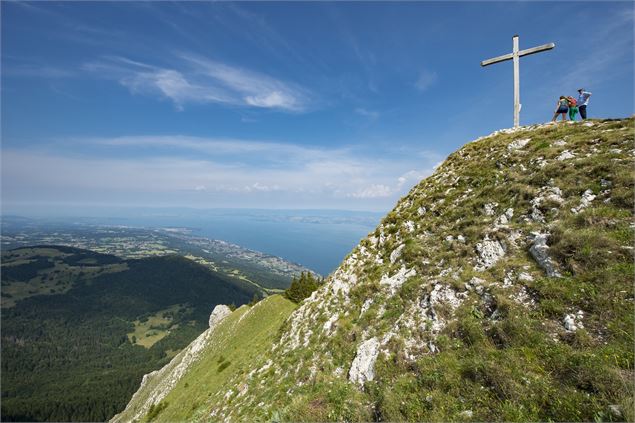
(567, 96, 577, 107)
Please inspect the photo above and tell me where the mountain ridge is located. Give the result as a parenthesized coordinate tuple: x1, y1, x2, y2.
(114, 118, 634, 422)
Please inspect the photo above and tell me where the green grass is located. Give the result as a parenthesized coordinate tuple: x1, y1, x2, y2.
(113, 295, 296, 422)
(114, 118, 635, 423)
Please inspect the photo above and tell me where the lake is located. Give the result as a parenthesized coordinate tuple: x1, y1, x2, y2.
(3, 208, 384, 275)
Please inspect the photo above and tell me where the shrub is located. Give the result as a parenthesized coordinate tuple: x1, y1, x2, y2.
(144, 401, 168, 421)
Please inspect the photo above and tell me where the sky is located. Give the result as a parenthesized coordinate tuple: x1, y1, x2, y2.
(2, 1, 633, 214)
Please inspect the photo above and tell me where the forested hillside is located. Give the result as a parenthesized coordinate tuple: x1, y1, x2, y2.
(1, 246, 257, 422)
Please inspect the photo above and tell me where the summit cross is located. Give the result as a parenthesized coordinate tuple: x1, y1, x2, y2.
(481, 35, 555, 127)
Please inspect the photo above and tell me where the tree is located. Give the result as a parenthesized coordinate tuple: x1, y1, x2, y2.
(284, 272, 321, 303)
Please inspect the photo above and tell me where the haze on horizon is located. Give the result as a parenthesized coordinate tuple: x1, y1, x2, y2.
(2, 1, 633, 214)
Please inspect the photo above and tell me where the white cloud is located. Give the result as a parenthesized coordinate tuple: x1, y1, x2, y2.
(2, 136, 441, 209)
(83, 54, 310, 112)
(415, 68, 438, 92)
(89, 135, 343, 165)
(349, 184, 392, 199)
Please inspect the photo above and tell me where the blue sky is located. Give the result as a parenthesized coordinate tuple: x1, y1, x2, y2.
(2, 1, 633, 213)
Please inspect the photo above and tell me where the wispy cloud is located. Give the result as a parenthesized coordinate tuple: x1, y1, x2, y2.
(83, 54, 311, 112)
(88, 135, 342, 165)
(2, 135, 441, 209)
(415, 68, 438, 92)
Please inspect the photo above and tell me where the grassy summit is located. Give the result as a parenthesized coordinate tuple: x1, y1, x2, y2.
(116, 118, 634, 422)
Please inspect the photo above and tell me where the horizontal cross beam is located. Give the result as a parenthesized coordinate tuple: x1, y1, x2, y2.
(480, 42, 555, 67)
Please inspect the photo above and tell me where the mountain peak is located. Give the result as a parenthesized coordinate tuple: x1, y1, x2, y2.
(114, 118, 634, 422)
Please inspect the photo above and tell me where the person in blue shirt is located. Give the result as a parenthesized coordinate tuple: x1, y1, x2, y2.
(577, 89, 592, 119)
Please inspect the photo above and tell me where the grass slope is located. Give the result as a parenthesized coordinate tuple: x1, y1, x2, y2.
(184, 118, 633, 422)
(112, 295, 296, 422)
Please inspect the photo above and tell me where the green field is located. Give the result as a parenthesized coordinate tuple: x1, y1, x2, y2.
(127, 304, 193, 348)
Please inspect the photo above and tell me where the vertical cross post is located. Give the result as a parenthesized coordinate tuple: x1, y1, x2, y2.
(512, 35, 520, 128)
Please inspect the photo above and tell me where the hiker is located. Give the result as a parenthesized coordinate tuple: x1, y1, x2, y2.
(577, 88, 592, 119)
(567, 95, 579, 121)
(552, 96, 569, 122)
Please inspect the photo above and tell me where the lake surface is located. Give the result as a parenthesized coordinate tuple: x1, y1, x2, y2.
(187, 210, 380, 275)
(3, 208, 384, 275)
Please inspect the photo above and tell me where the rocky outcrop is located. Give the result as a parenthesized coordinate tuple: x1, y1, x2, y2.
(348, 338, 380, 386)
(475, 235, 506, 271)
(571, 189, 596, 214)
(529, 232, 561, 278)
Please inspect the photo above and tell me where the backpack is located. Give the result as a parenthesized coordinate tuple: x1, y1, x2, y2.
(567, 96, 577, 107)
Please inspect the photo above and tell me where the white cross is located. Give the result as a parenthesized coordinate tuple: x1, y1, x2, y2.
(481, 35, 555, 127)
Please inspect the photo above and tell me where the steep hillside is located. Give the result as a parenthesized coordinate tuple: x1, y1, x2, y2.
(115, 118, 634, 422)
(110, 295, 296, 422)
(1, 246, 259, 422)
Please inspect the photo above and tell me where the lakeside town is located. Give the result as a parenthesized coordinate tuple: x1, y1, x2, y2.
(1, 222, 315, 292)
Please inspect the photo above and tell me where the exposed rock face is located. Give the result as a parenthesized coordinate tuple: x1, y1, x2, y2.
(110, 305, 232, 423)
(530, 186, 564, 222)
(495, 208, 514, 226)
(389, 244, 405, 264)
(571, 189, 596, 214)
(529, 233, 561, 278)
(209, 304, 231, 328)
(380, 266, 416, 294)
(563, 310, 584, 332)
(475, 235, 506, 271)
(348, 338, 380, 386)
(556, 150, 575, 160)
(508, 137, 531, 150)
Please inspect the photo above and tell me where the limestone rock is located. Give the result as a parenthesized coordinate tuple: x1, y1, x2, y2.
(563, 310, 584, 332)
(404, 220, 416, 233)
(209, 304, 232, 328)
(390, 244, 405, 264)
(571, 189, 596, 214)
(530, 186, 564, 222)
(529, 233, 561, 277)
(380, 266, 416, 294)
(348, 337, 380, 386)
(495, 208, 514, 226)
(557, 150, 575, 161)
(475, 235, 505, 271)
(484, 203, 498, 216)
(508, 137, 531, 150)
